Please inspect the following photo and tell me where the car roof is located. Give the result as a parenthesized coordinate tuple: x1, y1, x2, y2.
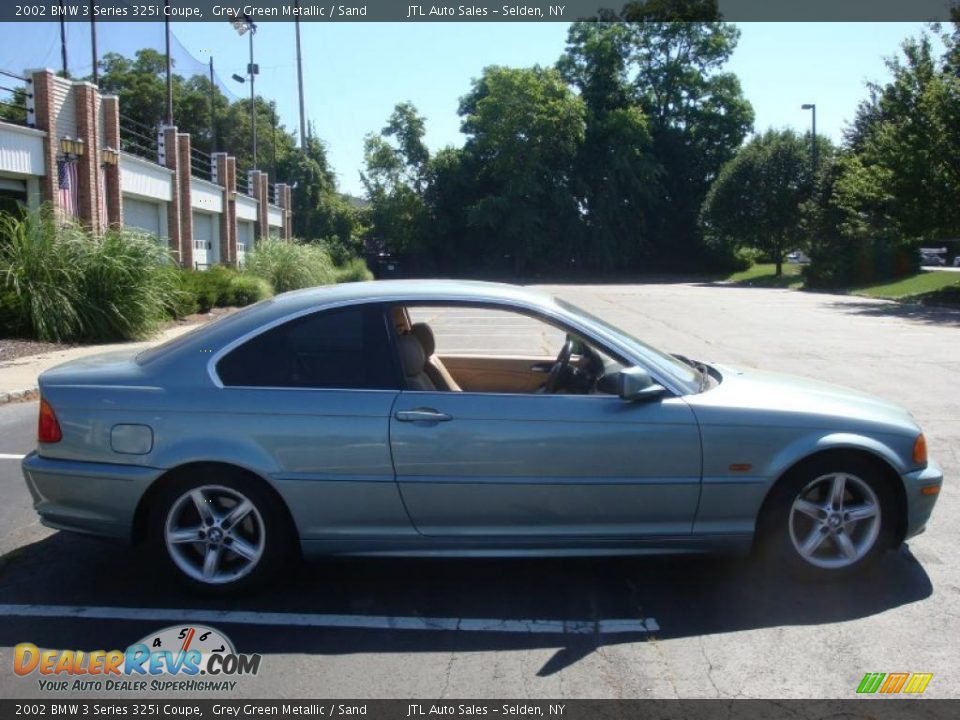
(270, 279, 555, 311)
(138, 280, 559, 367)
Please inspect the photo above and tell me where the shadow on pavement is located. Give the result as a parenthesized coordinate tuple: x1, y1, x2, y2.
(0, 532, 933, 676)
(824, 299, 960, 327)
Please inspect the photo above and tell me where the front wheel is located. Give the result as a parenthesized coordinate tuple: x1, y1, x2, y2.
(760, 456, 897, 578)
(149, 470, 292, 593)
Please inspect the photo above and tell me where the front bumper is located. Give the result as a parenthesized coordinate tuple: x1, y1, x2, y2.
(21, 452, 162, 542)
(901, 457, 943, 539)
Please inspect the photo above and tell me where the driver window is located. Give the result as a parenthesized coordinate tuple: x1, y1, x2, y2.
(396, 305, 623, 395)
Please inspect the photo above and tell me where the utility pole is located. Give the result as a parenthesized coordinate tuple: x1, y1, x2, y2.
(209, 57, 216, 152)
(164, 1, 173, 125)
(295, 2, 307, 150)
(801, 103, 817, 176)
(90, 2, 98, 85)
(249, 27, 257, 169)
(59, 4, 68, 76)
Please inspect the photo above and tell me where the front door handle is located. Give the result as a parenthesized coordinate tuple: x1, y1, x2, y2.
(395, 408, 453, 423)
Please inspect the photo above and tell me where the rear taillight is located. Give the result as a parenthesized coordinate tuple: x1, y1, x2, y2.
(38, 398, 62, 443)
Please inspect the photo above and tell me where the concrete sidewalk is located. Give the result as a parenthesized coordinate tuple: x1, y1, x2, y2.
(0, 319, 206, 405)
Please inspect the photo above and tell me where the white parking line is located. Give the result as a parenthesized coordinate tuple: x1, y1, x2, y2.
(0, 604, 658, 635)
(0, 453, 25, 460)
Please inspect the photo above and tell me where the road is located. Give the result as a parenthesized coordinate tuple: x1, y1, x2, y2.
(0, 282, 957, 699)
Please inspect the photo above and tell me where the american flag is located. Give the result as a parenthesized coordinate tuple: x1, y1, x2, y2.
(57, 158, 79, 218)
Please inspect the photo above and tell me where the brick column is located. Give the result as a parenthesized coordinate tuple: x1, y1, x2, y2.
(160, 126, 182, 262)
(101, 95, 123, 229)
(276, 183, 292, 240)
(251, 170, 270, 241)
(214, 152, 235, 267)
(73, 83, 102, 234)
(227, 157, 238, 262)
(176, 132, 194, 268)
(29, 70, 59, 211)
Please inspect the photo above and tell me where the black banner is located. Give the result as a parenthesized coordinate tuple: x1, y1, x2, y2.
(0, 0, 957, 23)
(2, 700, 959, 720)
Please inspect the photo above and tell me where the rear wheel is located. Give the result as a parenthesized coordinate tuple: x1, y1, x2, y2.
(149, 470, 293, 593)
(760, 455, 897, 578)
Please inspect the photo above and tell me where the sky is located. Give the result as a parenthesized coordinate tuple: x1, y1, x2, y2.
(0, 21, 944, 196)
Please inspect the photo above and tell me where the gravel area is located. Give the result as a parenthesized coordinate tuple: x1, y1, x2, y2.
(0, 339, 79, 365)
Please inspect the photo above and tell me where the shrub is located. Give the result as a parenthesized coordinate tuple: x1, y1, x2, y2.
(0, 209, 87, 341)
(179, 267, 273, 313)
(75, 228, 183, 341)
(246, 238, 336, 293)
(229, 273, 272, 306)
(0, 210, 180, 342)
(334, 257, 374, 283)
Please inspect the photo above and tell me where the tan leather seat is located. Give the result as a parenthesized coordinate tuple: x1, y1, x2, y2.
(410, 323, 462, 392)
(396, 334, 436, 391)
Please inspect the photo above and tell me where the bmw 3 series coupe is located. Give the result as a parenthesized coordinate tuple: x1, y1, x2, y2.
(22, 280, 942, 592)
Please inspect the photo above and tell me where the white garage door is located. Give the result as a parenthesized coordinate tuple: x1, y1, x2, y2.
(124, 197, 162, 238)
(192, 211, 216, 267)
(237, 221, 254, 266)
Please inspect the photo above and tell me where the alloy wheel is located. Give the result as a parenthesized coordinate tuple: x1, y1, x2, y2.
(788, 472, 881, 569)
(164, 484, 266, 584)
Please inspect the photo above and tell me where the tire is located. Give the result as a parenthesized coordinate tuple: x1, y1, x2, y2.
(148, 468, 294, 594)
(758, 454, 898, 579)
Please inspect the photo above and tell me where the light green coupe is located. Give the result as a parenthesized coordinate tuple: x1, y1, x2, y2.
(21, 280, 943, 592)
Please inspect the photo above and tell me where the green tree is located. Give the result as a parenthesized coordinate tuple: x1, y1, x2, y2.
(560, 10, 753, 269)
(808, 30, 960, 287)
(361, 102, 432, 254)
(559, 23, 659, 270)
(458, 65, 586, 273)
(702, 129, 828, 276)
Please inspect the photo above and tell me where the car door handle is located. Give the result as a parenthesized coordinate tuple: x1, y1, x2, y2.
(395, 408, 453, 422)
(530, 362, 554, 373)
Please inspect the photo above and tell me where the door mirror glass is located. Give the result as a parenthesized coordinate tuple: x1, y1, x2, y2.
(617, 366, 666, 401)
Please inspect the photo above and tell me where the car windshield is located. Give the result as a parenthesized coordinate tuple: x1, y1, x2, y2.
(555, 298, 703, 394)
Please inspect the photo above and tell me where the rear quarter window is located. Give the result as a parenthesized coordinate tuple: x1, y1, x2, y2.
(216, 305, 399, 390)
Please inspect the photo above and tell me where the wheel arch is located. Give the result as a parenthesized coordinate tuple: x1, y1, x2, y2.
(131, 461, 302, 557)
(756, 445, 908, 547)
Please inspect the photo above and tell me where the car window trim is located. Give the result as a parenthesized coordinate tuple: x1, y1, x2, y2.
(207, 295, 687, 396)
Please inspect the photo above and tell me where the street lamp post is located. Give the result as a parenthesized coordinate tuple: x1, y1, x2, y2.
(230, 16, 259, 170)
(801, 103, 817, 176)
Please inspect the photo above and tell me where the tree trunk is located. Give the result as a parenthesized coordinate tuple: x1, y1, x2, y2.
(775, 257, 783, 277)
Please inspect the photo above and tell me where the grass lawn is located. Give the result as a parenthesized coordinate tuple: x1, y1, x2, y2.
(724, 262, 804, 289)
(852, 271, 960, 300)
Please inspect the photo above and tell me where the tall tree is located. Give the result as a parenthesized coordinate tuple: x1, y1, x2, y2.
(458, 65, 586, 273)
(559, 23, 659, 270)
(361, 102, 431, 254)
(560, 11, 753, 269)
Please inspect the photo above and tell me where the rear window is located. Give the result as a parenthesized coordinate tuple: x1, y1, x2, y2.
(136, 300, 274, 366)
(215, 305, 399, 390)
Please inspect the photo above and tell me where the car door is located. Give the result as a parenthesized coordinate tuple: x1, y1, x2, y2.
(213, 302, 415, 543)
(388, 308, 702, 538)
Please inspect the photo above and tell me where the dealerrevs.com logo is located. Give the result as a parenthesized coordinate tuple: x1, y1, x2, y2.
(14, 625, 261, 693)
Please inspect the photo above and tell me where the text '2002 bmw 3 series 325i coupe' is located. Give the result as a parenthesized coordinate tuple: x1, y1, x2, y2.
(22, 280, 942, 593)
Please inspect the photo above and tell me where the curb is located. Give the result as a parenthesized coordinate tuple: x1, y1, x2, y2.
(0, 388, 39, 406)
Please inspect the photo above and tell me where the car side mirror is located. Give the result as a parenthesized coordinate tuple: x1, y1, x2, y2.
(616, 366, 666, 402)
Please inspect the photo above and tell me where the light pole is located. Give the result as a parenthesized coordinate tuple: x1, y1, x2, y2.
(230, 16, 259, 169)
(801, 103, 817, 177)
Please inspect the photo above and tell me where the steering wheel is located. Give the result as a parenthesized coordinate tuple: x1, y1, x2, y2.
(544, 336, 575, 394)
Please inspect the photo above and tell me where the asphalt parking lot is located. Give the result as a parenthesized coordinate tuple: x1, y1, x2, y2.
(0, 281, 957, 699)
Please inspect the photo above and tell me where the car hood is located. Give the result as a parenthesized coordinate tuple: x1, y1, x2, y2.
(690, 363, 919, 434)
